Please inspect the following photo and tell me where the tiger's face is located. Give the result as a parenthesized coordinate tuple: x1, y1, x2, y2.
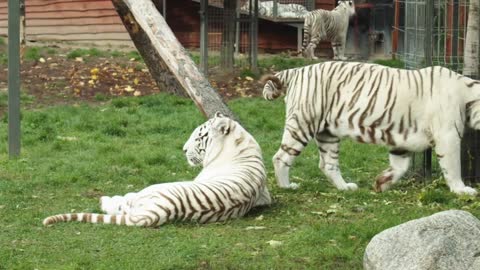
(183, 119, 213, 167)
(338, 0, 355, 16)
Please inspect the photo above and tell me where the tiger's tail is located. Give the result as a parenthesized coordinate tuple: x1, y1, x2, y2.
(301, 14, 312, 54)
(260, 74, 284, 101)
(43, 213, 136, 227)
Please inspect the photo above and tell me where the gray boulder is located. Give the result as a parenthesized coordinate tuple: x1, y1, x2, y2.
(364, 210, 480, 270)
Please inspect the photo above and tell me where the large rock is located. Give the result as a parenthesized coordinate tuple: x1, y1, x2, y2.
(364, 210, 480, 270)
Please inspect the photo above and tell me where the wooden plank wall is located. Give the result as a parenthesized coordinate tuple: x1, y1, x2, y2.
(0, 0, 336, 50)
(0, 0, 132, 46)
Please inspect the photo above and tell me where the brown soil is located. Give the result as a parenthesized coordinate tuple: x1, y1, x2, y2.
(0, 46, 263, 115)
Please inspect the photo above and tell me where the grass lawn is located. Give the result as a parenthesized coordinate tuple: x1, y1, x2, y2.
(1, 93, 479, 269)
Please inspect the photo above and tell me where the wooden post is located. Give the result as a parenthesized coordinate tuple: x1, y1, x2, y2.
(8, 0, 21, 157)
(110, 0, 236, 120)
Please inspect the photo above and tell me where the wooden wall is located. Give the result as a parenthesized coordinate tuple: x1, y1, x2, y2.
(0, 0, 336, 51)
(0, 0, 132, 46)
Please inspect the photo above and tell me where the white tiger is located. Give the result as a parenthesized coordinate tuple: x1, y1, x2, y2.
(261, 61, 480, 196)
(299, 0, 355, 60)
(43, 113, 271, 227)
(241, 1, 308, 18)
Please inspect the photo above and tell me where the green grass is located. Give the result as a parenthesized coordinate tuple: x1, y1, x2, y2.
(372, 58, 405, 69)
(24, 47, 42, 61)
(0, 90, 35, 111)
(66, 48, 107, 59)
(0, 94, 479, 269)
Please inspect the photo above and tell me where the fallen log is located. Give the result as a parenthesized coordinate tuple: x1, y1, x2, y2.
(111, 0, 236, 119)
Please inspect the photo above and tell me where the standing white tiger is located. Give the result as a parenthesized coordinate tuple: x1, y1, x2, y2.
(43, 113, 271, 227)
(299, 0, 355, 60)
(261, 61, 480, 195)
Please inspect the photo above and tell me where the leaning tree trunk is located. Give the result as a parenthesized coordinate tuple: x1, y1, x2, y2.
(111, 0, 236, 120)
(464, 0, 479, 77)
(220, 0, 237, 71)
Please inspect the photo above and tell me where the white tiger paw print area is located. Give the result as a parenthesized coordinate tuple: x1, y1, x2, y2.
(43, 113, 271, 227)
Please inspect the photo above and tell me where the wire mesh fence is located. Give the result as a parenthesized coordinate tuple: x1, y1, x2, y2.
(198, 0, 315, 75)
(393, 0, 480, 183)
(198, 0, 260, 74)
(394, 0, 470, 70)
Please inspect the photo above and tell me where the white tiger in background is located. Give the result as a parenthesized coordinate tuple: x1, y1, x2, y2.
(43, 113, 271, 227)
(241, 1, 308, 18)
(261, 61, 480, 196)
(299, 0, 355, 60)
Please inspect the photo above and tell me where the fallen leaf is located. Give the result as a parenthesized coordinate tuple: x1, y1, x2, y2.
(266, 240, 283, 247)
(56, 136, 78, 141)
(245, 226, 266, 230)
(75, 57, 83, 62)
(125, 85, 134, 92)
(90, 68, 99, 75)
(39, 58, 46, 63)
(245, 76, 254, 81)
(255, 215, 264, 221)
(133, 90, 141, 96)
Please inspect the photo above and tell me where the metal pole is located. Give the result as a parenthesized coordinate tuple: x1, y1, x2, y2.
(8, 0, 21, 158)
(451, 0, 459, 70)
(200, 0, 208, 76)
(250, 0, 258, 72)
(235, 0, 240, 56)
(423, 0, 434, 179)
(162, 0, 166, 20)
(273, 0, 278, 19)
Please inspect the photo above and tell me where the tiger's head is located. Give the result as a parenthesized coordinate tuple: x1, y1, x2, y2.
(337, 0, 355, 16)
(183, 117, 213, 167)
(183, 112, 239, 167)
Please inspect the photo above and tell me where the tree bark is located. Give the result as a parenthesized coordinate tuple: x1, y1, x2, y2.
(110, 0, 236, 120)
(464, 0, 479, 77)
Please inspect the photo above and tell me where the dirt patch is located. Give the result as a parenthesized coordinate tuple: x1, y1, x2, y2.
(0, 46, 264, 115)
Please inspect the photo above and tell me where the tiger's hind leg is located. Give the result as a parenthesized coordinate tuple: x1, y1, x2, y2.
(304, 35, 320, 60)
(434, 133, 477, 195)
(374, 150, 411, 192)
(100, 192, 136, 215)
(273, 126, 313, 189)
(315, 131, 357, 191)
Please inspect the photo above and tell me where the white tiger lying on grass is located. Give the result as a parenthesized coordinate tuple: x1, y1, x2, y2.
(298, 0, 355, 60)
(43, 113, 271, 227)
(261, 61, 480, 196)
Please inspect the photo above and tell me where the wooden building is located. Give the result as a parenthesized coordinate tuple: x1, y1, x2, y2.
(0, 0, 335, 51)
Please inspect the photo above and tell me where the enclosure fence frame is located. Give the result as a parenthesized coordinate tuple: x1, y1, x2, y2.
(8, 0, 21, 158)
(199, 0, 259, 76)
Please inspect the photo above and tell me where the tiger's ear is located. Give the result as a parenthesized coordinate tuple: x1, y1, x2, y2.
(214, 111, 225, 118)
(212, 117, 231, 136)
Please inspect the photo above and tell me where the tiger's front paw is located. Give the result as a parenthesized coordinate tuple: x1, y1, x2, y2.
(452, 186, 478, 196)
(341, 182, 358, 191)
(280, 182, 300, 190)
